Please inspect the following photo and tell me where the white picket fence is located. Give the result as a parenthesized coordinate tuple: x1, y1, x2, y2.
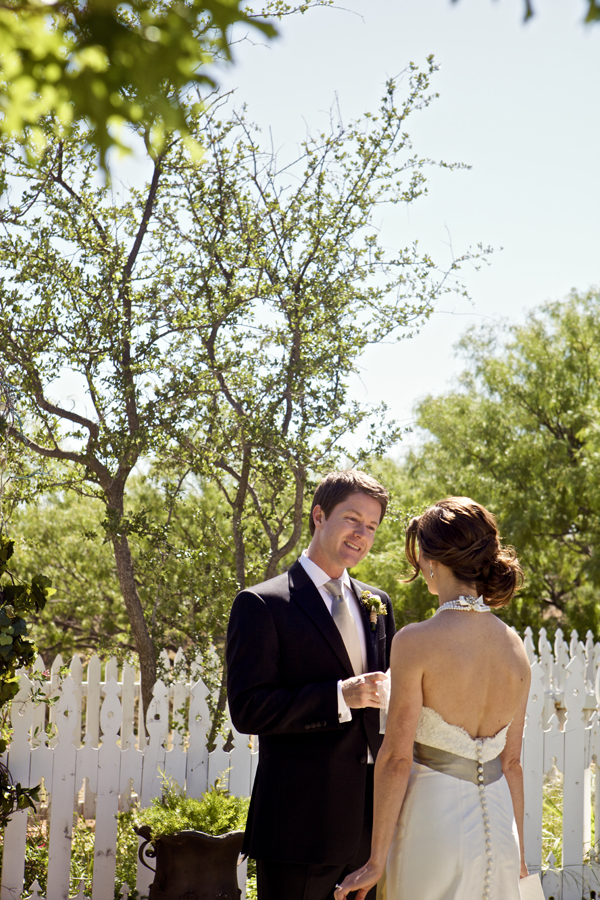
(522, 624, 600, 900)
(0, 648, 256, 900)
(4, 628, 600, 899)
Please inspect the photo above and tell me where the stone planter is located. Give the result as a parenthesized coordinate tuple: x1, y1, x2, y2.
(135, 825, 246, 900)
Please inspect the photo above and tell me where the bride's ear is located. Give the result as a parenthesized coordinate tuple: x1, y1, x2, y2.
(419, 553, 434, 582)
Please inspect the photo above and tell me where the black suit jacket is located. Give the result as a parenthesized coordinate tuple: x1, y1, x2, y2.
(226, 559, 396, 865)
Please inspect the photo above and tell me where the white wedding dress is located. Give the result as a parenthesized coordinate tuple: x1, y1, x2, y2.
(385, 706, 521, 900)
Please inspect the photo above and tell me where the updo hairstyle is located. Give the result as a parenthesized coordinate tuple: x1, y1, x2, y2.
(405, 497, 523, 608)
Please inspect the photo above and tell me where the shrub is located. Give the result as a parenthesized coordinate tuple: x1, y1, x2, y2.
(130, 775, 250, 838)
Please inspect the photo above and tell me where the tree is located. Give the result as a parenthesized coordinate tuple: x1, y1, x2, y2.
(452, 0, 600, 25)
(146, 61, 484, 716)
(156, 60, 481, 594)
(13, 476, 238, 666)
(0, 0, 279, 166)
(373, 289, 600, 636)
(12, 490, 130, 660)
(0, 123, 192, 715)
(0, 60, 479, 711)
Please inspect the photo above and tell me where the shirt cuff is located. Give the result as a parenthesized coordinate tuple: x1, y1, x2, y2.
(337, 679, 352, 722)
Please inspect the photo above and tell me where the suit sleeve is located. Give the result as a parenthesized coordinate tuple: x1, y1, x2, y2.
(226, 589, 340, 736)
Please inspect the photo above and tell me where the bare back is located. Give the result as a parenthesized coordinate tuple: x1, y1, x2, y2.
(407, 610, 530, 738)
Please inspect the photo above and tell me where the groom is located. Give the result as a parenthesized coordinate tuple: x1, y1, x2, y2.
(226, 470, 396, 900)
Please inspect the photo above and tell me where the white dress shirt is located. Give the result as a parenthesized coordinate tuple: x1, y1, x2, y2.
(298, 550, 367, 725)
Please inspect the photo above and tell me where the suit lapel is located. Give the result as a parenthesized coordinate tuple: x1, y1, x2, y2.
(350, 577, 377, 672)
(289, 561, 355, 678)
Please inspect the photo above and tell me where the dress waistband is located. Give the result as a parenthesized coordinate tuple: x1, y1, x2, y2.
(413, 741, 503, 786)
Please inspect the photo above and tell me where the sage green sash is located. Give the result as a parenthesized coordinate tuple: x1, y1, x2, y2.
(413, 741, 503, 786)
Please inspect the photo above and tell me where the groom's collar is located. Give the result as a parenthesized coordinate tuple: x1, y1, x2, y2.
(298, 550, 351, 591)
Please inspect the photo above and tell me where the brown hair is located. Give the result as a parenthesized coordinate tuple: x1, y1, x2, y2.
(405, 496, 523, 608)
(309, 470, 389, 535)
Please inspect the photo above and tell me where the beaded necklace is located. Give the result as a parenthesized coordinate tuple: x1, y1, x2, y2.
(435, 594, 490, 614)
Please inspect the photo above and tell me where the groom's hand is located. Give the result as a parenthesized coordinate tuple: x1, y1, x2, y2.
(341, 671, 387, 708)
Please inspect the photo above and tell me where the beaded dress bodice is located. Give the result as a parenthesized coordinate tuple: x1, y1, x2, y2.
(415, 707, 511, 762)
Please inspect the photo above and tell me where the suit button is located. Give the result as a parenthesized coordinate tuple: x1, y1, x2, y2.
(359, 755, 367, 764)
(304, 724, 311, 730)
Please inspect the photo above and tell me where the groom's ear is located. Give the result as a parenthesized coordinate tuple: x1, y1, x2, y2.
(312, 504, 325, 530)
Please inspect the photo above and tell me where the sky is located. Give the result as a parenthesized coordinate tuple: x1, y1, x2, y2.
(208, 0, 600, 451)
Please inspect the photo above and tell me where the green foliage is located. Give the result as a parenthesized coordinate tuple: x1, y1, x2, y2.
(11, 476, 238, 663)
(0, 534, 53, 823)
(119, 476, 240, 662)
(152, 60, 482, 594)
(351, 457, 439, 628)
(126, 776, 256, 896)
(362, 290, 600, 636)
(131, 775, 250, 838)
(513, 0, 600, 24)
(0, 59, 480, 704)
(0, 535, 52, 723)
(0, 0, 278, 166)
(450, 0, 600, 25)
(12, 491, 130, 661)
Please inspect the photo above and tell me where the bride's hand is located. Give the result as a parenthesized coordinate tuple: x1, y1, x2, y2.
(334, 861, 383, 900)
(520, 859, 529, 878)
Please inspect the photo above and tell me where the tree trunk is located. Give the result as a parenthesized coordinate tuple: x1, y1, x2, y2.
(111, 533, 157, 721)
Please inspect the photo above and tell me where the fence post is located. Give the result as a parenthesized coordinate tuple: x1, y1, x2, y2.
(538, 628, 556, 729)
(46, 676, 79, 900)
(83, 655, 102, 818)
(1, 674, 34, 900)
(523, 661, 545, 874)
(561, 656, 587, 900)
(92, 679, 123, 900)
(187, 676, 211, 798)
(137, 680, 169, 899)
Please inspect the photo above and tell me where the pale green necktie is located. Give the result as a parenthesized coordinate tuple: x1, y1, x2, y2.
(325, 579, 363, 676)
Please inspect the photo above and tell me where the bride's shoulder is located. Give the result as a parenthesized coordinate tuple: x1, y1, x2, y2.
(391, 619, 435, 647)
(389, 620, 438, 670)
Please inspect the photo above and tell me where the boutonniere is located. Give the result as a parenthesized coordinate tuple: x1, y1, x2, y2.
(360, 590, 387, 631)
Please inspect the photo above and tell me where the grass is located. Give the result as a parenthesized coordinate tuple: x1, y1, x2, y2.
(541, 765, 600, 899)
(543, 769, 565, 868)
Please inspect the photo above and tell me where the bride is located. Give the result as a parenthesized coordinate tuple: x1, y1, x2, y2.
(335, 496, 530, 900)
